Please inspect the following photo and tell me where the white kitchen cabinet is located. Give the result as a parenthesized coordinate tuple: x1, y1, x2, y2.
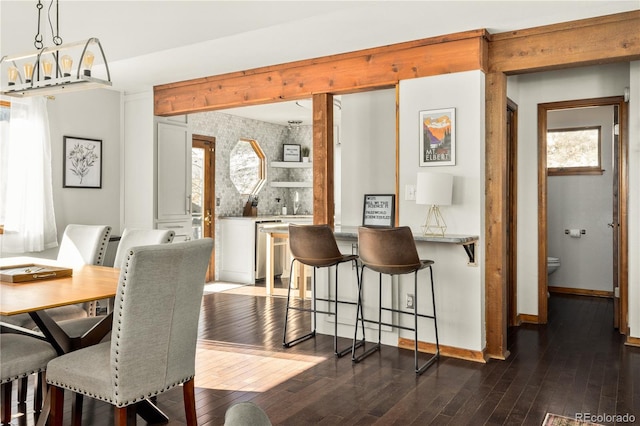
(218, 216, 312, 284)
(156, 220, 192, 242)
(122, 94, 192, 237)
(218, 218, 256, 283)
(156, 120, 191, 221)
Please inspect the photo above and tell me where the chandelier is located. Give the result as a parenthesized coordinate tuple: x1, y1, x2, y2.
(0, 0, 111, 97)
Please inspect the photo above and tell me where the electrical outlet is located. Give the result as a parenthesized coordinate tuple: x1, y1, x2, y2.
(406, 293, 415, 309)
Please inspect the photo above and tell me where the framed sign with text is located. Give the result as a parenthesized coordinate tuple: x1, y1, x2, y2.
(362, 194, 395, 227)
(283, 144, 301, 162)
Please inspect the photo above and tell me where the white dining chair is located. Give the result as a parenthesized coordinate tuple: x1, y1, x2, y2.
(53, 227, 176, 338)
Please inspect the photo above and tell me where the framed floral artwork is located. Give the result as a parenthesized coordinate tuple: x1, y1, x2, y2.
(63, 136, 102, 188)
(419, 108, 455, 166)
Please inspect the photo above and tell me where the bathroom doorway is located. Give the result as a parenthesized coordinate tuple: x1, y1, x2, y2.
(537, 96, 628, 331)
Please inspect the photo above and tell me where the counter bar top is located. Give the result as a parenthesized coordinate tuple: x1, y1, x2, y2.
(260, 224, 479, 263)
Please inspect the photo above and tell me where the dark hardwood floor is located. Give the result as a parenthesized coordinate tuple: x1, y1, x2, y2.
(6, 292, 639, 425)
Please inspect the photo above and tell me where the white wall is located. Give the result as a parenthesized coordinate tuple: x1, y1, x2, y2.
(507, 63, 631, 316)
(10, 88, 122, 259)
(547, 106, 614, 292)
(122, 91, 155, 232)
(399, 71, 485, 351)
(340, 89, 396, 226)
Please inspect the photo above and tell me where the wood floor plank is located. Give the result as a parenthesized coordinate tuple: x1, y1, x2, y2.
(5, 292, 639, 425)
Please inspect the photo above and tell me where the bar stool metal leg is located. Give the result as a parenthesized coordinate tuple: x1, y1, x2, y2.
(352, 265, 382, 363)
(414, 265, 439, 375)
(283, 259, 315, 348)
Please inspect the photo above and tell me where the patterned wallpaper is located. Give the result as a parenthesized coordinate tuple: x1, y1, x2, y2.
(188, 111, 313, 217)
(188, 111, 313, 280)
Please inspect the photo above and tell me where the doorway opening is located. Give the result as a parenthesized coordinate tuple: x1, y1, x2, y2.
(192, 134, 216, 282)
(537, 96, 627, 331)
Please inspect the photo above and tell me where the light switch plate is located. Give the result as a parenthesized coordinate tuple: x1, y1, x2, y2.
(405, 184, 416, 200)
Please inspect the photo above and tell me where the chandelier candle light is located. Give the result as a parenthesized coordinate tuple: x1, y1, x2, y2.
(1, 0, 111, 97)
(416, 172, 453, 237)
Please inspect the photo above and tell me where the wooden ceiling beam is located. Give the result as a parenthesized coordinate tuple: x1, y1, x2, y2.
(154, 30, 489, 116)
(489, 11, 640, 74)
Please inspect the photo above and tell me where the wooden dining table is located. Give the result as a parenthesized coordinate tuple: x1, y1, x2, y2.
(0, 256, 119, 354)
(0, 256, 170, 425)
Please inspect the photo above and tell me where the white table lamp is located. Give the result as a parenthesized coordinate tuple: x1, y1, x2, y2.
(416, 172, 453, 237)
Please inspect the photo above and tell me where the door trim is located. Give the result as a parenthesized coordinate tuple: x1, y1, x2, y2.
(193, 134, 216, 282)
(537, 96, 628, 331)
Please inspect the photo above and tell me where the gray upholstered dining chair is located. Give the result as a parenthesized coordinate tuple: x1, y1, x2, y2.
(46, 238, 214, 426)
(53, 227, 176, 338)
(1, 334, 58, 424)
(0, 224, 111, 416)
(113, 228, 176, 269)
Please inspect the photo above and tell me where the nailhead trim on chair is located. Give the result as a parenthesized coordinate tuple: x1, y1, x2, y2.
(49, 245, 200, 409)
(47, 377, 194, 407)
(94, 226, 112, 266)
(0, 368, 46, 384)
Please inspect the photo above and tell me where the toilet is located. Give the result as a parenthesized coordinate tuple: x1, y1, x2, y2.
(547, 256, 561, 275)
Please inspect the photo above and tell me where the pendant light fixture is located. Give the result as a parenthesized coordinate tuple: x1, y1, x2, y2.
(1, 0, 111, 97)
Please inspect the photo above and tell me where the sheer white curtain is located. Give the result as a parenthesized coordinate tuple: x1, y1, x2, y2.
(0, 97, 58, 253)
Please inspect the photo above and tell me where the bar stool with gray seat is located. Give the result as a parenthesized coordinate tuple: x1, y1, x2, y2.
(352, 226, 439, 375)
(283, 224, 364, 357)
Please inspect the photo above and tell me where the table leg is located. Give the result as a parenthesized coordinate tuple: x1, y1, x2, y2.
(265, 233, 275, 296)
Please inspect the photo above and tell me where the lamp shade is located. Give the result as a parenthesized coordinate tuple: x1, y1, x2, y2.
(416, 172, 453, 206)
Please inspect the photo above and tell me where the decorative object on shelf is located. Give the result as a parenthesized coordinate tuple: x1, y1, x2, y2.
(0, 0, 111, 98)
(283, 144, 301, 162)
(416, 172, 453, 237)
(243, 195, 258, 217)
(63, 136, 102, 189)
(287, 120, 302, 129)
(293, 191, 300, 215)
(419, 108, 455, 166)
(362, 194, 395, 227)
(301, 146, 310, 162)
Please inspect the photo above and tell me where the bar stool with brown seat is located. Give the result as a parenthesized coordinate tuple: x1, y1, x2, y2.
(283, 224, 364, 357)
(352, 226, 439, 374)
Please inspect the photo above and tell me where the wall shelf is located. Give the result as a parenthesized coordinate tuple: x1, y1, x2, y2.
(271, 161, 312, 168)
(271, 181, 312, 188)
(270, 161, 312, 188)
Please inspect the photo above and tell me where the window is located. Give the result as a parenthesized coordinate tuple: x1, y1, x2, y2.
(547, 126, 603, 176)
(0, 100, 10, 234)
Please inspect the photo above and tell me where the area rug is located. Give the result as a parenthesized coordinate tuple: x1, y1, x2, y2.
(542, 413, 604, 426)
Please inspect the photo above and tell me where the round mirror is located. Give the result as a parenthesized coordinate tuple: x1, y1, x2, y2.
(229, 138, 266, 195)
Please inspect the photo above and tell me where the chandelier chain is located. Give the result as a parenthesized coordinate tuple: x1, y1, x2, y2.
(49, 0, 62, 46)
(34, 0, 44, 49)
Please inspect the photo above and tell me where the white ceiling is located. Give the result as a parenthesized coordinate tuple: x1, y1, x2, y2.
(2, 1, 638, 125)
